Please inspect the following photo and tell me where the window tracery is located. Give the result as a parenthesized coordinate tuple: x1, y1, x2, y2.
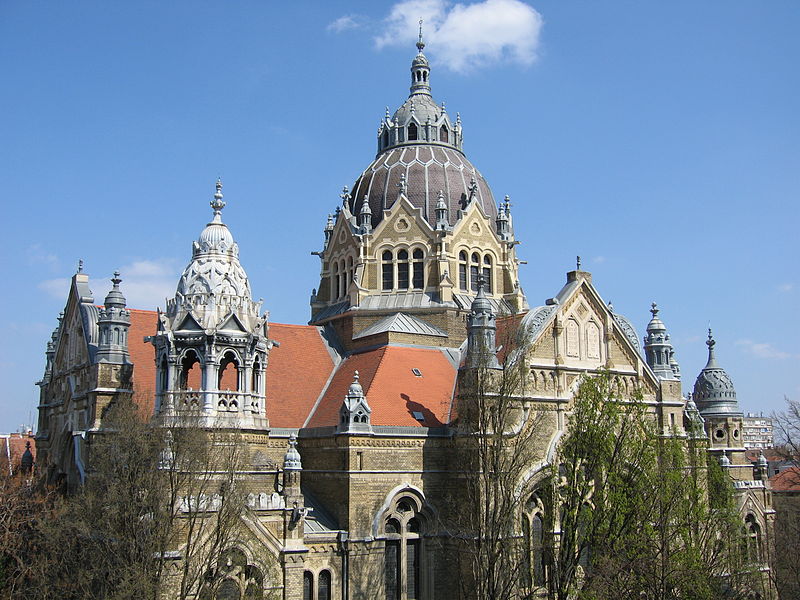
(383, 495, 426, 599)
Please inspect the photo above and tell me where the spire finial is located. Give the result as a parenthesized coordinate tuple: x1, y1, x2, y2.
(397, 172, 407, 197)
(210, 178, 225, 219)
(576, 255, 581, 271)
(77, 259, 84, 274)
(705, 327, 718, 367)
(650, 302, 659, 317)
(340, 185, 351, 207)
(417, 18, 425, 52)
(111, 271, 121, 288)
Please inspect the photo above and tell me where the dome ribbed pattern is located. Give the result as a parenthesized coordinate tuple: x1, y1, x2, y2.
(350, 145, 496, 228)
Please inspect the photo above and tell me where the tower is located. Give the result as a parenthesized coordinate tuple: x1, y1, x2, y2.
(148, 180, 271, 427)
(95, 272, 131, 364)
(309, 36, 527, 350)
(643, 303, 680, 381)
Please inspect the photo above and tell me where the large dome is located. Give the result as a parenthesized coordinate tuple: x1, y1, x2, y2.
(350, 145, 496, 229)
(348, 35, 497, 229)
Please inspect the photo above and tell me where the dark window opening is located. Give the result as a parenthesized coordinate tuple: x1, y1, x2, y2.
(303, 571, 313, 600)
(397, 250, 409, 289)
(317, 570, 331, 600)
(385, 540, 400, 600)
(382, 251, 393, 290)
(440, 125, 448, 143)
(408, 123, 418, 141)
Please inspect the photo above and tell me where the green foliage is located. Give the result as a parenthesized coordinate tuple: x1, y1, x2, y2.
(550, 373, 758, 600)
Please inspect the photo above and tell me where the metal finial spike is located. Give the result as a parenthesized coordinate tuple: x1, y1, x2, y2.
(77, 259, 84, 273)
(111, 271, 121, 287)
(417, 18, 425, 52)
(210, 178, 226, 217)
(385, 106, 390, 118)
(576, 256, 581, 271)
(650, 302, 658, 317)
(608, 300, 614, 312)
(397, 172, 407, 196)
(353, 370, 360, 382)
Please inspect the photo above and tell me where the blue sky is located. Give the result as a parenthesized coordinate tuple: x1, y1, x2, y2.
(1, 1, 797, 432)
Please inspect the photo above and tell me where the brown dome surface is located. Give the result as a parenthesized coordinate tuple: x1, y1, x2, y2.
(350, 144, 496, 229)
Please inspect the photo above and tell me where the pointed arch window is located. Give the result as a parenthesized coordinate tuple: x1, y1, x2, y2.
(440, 125, 448, 143)
(412, 249, 424, 289)
(745, 514, 762, 563)
(383, 496, 425, 599)
(382, 130, 389, 149)
(382, 251, 394, 291)
(522, 494, 547, 590)
(408, 122, 418, 141)
(303, 572, 313, 600)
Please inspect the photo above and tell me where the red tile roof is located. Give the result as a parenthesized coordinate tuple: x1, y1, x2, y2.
(265, 324, 336, 428)
(306, 346, 457, 428)
(0, 433, 36, 474)
(771, 466, 800, 492)
(128, 309, 159, 417)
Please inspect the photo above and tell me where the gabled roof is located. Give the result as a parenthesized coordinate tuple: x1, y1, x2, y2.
(305, 346, 457, 428)
(265, 324, 338, 428)
(353, 312, 446, 340)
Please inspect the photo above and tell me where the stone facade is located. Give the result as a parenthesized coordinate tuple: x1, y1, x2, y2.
(35, 36, 775, 600)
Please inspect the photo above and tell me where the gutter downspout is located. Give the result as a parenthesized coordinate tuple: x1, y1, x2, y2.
(338, 530, 349, 600)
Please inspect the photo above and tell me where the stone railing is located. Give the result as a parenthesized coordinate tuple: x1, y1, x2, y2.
(157, 390, 264, 415)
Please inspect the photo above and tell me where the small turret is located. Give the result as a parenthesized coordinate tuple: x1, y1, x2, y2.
(410, 20, 431, 97)
(283, 434, 304, 510)
(692, 329, 741, 418)
(96, 272, 131, 364)
(323, 213, 334, 248)
(338, 371, 372, 434)
(754, 450, 769, 481)
(496, 199, 510, 240)
(434, 190, 449, 231)
(644, 303, 679, 381)
(359, 195, 372, 234)
(465, 276, 500, 369)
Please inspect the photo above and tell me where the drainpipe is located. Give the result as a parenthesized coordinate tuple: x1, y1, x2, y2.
(338, 530, 349, 600)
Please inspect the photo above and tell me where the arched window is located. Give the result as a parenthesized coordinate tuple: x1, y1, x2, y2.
(566, 320, 580, 358)
(586, 322, 601, 360)
(181, 350, 201, 390)
(348, 256, 354, 294)
(397, 250, 410, 289)
(440, 125, 448, 143)
(523, 494, 547, 589)
(384, 496, 425, 600)
(251, 356, 261, 396)
(745, 514, 762, 563)
(303, 572, 313, 600)
(459, 251, 468, 291)
(470, 253, 480, 292)
(339, 259, 347, 299)
(158, 355, 168, 394)
(382, 130, 389, 148)
(219, 351, 239, 391)
(482, 255, 492, 293)
(412, 249, 424, 289)
(382, 251, 393, 291)
(317, 570, 331, 600)
(408, 122, 418, 141)
(332, 262, 340, 300)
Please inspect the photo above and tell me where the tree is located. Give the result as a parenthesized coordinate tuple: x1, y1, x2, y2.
(770, 396, 800, 599)
(18, 399, 272, 600)
(553, 374, 756, 600)
(444, 316, 545, 600)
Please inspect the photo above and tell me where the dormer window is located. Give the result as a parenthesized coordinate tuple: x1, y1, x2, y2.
(440, 125, 448, 143)
(408, 122, 418, 141)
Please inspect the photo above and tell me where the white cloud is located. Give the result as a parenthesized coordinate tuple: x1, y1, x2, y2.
(375, 0, 543, 73)
(327, 15, 364, 33)
(26, 244, 59, 269)
(38, 277, 70, 300)
(592, 255, 606, 264)
(735, 339, 795, 360)
(38, 259, 179, 311)
(778, 283, 794, 293)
